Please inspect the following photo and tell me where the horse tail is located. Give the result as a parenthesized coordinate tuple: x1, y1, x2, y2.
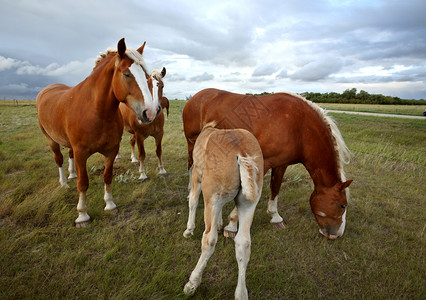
(237, 154, 260, 202)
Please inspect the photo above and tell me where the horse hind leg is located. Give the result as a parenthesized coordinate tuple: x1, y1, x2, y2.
(68, 148, 77, 179)
(234, 193, 257, 300)
(136, 134, 148, 181)
(183, 166, 202, 238)
(46, 138, 68, 187)
(184, 196, 221, 296)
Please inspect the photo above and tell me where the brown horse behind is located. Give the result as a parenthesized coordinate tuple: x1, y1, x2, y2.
(119, 67, 167, 180)
(160, 96, 170, 120)
(183, 124, 263, 299)
(183, 89, 352, 239)
(37, 38, 159, 227)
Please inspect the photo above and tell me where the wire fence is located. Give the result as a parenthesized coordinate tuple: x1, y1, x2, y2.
(1, 97, 36, 106)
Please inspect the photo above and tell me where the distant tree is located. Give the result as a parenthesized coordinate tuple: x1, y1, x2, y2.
(342, 88, 357, 101)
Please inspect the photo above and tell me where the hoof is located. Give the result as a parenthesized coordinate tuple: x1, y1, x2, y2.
(68, 174, 77, 180)
(138, 177, 148, 182)
(183, 229, 194, 238)
(223, 229, 237, 239)
(273, 221, 286, 230)
(183, 281, 197, 296)
(75, 220, 91, 228)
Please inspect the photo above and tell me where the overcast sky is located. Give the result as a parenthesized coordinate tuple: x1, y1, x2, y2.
(1, 0, 426, 100)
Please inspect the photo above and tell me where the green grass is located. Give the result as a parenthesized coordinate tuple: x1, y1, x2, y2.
(0, 102, 425, 299)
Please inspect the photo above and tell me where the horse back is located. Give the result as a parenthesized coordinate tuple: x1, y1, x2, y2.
(184, 89, 313, 168)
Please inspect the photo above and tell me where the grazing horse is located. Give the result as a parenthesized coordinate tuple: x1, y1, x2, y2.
(160, 96, 170, 120)
(36, 38, 159, 227)
(183, 89, 352, 239)
(183, 124, 263, 300)
(119, 67, 167, 180)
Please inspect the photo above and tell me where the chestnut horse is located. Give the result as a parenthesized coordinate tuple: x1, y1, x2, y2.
(160, 96, 170, 120)
(119, 67, 167, 180)
(183, 89, 352, 239)
(37, 38, 159, 227)
(183, 124, 263, 300)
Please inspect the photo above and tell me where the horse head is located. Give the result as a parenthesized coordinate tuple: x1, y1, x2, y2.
(147, 67, 167, 116)
(112, 38, 158, 124)
(310, 180, 352, 239)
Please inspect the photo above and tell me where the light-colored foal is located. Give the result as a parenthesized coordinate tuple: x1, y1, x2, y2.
(183, 126, 263, 300)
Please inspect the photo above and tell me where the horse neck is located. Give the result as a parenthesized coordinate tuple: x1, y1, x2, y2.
(85, 57, 120, 117)
(303, 127, 341, 190)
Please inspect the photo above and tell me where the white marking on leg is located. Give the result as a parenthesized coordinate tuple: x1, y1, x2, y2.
(68, 158, 77, 179)
(58, 167, 69, 188)
(267, 196, 283, 223)
(234, 199, 257, 300)
(115, 152, 121, 161)
(138, 161, 148, 181)
(183, 181, 201, 238)
(131, 146, 138, 163)
(184, 202, 220, 295)
(75, 191, 90, 224)
(157, 158, 167, 175)
(104, 184, 117, 211)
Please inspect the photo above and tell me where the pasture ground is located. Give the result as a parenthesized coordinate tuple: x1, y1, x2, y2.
(0, 101, 425, 299)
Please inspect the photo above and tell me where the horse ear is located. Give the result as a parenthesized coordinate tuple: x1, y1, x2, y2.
(137, 41, 146, 54)
(161, 67, 166, 78)
(339, 180, 353, 191)
(118, 38, 126, 58)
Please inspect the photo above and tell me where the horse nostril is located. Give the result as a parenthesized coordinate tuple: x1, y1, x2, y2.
(141, 109, 150, 123)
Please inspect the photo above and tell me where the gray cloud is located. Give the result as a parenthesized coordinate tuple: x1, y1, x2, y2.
(190, 72, 214, 82)
(1, 0, 426, 100)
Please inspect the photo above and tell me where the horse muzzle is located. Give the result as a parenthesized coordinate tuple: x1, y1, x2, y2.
(139, 105, 161, 124)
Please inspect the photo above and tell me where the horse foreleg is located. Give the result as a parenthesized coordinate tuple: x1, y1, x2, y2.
(130, 134, 138, 163)
(183, 166, 202, 238)
(268, 166, 287, 229)
(68, 148, 77, 179)
(74, 152, 91, 227)
(103, 154, 117, 212)
(136, 134, 148, 181)
(184, 199, 221, 296)
(155, 133, 167, 175)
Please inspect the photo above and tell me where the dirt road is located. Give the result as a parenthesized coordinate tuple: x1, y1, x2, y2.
(328, 110, 425, 120)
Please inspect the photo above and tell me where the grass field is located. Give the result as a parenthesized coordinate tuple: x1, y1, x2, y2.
(0, 101, 425, 299)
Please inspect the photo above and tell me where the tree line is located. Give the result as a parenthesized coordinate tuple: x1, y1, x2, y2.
(247, 89, 426, 105)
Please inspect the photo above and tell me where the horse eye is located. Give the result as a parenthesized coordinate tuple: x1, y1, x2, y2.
(339, 204, 346, 209)
(123, 73, 131, 78)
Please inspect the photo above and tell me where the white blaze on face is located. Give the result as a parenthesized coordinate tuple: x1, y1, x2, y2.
(336, 208, 347, 237)
(128, 63, 156, 120)
(152, 76, 160, 108)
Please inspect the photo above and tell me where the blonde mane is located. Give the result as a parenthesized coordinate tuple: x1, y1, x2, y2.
(276, 92, 352, 186)
(94, 47, 150, 75)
